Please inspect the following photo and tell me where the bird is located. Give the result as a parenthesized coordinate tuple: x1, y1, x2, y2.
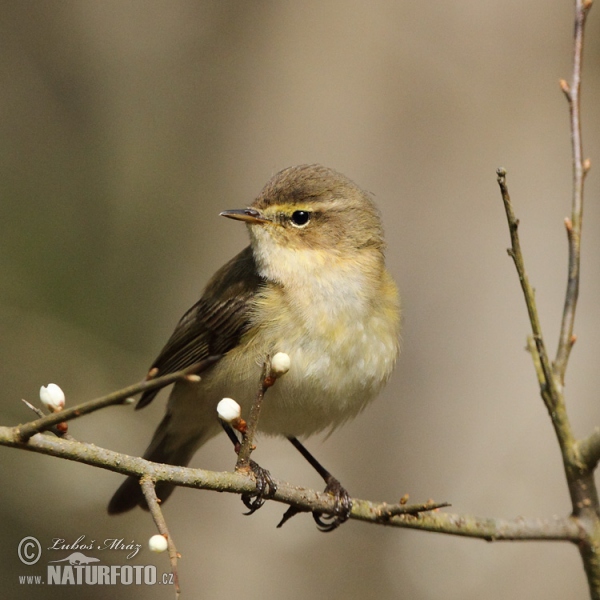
(108, 164, 400, 529)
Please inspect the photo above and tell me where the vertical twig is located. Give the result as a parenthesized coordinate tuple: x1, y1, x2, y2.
(558, 3, 600, 599)
(235, 358, 273, 471)
(554, 0, 593, 384)
(140, 477, 180, 599)
(496, 170, 560, 411)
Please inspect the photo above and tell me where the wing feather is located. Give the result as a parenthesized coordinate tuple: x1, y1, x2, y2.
(137, 246, 263, 409)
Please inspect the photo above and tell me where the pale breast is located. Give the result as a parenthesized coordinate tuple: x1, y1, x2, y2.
(244, 266, 400, 437)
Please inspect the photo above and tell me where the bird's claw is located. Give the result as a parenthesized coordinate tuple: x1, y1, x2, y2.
(313, 476, 352, 532)
(241, 459, 277, 515)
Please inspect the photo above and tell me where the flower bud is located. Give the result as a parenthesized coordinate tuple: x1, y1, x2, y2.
(271, 352, 291, 377)
(39, 384, 65, 413)
(149, 534, 168, 553)
(217, 398, 241, 423)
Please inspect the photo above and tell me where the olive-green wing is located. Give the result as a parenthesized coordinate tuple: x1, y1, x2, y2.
(137, 246, 263, 409)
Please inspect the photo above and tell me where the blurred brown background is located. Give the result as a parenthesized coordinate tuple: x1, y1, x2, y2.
(1, 1, 599, 598)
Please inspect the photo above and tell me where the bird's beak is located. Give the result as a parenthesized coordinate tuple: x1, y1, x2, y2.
(219, 208, 270, 224)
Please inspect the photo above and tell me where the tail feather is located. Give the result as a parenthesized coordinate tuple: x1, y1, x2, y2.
(107, 414, 206, 515)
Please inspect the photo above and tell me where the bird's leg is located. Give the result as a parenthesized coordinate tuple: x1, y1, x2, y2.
(234, 358, 280, 513)
(220, 420, 241, 449)
(286, 436, 352, 532)
(220, 420, 277, 515)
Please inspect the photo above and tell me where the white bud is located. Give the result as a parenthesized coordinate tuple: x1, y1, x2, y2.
(40, 384, 65, 413)
(271, 352, 290, 377)
(149, 534, 168, 553)
(217, 398, 241, 423)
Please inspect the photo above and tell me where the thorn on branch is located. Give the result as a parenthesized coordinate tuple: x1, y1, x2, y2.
(559, 78, 571, 97)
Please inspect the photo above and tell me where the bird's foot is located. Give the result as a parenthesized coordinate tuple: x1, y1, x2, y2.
(312, 476, 352, 532)
(240, 459, 277, 515)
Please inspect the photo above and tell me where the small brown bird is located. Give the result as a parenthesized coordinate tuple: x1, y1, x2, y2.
(108, 164, 400, 528)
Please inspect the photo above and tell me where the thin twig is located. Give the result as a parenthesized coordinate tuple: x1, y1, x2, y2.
(554, 0, 593, 384)
(21, 399, 76, 441)
(496, 169, 559, 409)
(0, 426, 583, 542)
(377, 500, 451, 519)
(15, 357, 220, 442)
(497, 170, 543, 339)
(140, 477, 180, 599)
(235, 357, 272, 471)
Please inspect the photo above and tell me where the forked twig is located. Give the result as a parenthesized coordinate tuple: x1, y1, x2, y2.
(497, 2, 600, 597)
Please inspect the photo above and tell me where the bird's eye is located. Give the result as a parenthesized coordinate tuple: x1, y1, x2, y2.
(290, 211, 311, 227)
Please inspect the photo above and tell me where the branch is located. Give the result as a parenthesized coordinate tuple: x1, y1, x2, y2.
(0, 425, 582, 542)
(496, 169, 560, 411)
(15, 357, 220, 442)
(140, 477, 180, 598)
(555, 0, 593, 383)
(235, 357, 272, 471)
(498, 3, 600, 597)
(355, 507, 583, 542)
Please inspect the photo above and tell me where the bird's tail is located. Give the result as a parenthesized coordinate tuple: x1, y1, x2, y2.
(107, 413, 211, 515)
